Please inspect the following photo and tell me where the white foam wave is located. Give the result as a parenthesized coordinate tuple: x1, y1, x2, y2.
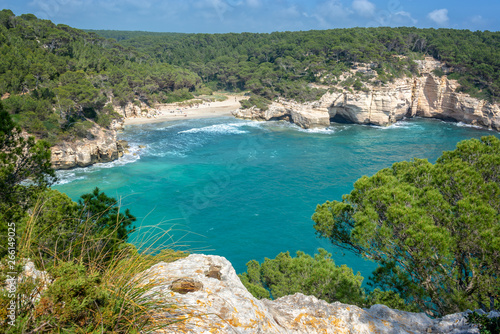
(261, 120, 336, 134)
(232, 121, 265, 129)
(297, 127, 336, 134)
(455, 122, 488, 130)
(152, 151, 188, 158)
(179, 123, 248, 135)
(374, 121, 418, 130)
(53, 173, 85, 185)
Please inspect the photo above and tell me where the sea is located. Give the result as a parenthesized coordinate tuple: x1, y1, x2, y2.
(53, 117, 499, 282)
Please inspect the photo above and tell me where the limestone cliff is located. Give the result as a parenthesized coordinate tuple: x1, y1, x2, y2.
(143, 254, 494, 333)
(49, 98, 160, 170)
(233, 59, 500, 131)
(50, 125, 126, 170)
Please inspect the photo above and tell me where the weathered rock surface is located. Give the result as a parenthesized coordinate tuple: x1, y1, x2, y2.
(234, 59, 500, 131)
(50, 126, 126, 170)
(144, 254, 488, 333)
(233, 99, 330, 129)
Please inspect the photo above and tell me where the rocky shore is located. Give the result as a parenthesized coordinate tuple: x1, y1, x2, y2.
(143, 254, 495, 333)
(233, 58, 500, 131)
(49, 96, 245, 170)
(50, 126, 128, 170)
(49, 59, 500, 170)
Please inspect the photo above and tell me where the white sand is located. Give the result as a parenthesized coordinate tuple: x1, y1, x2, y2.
(123, 95, 246, 125)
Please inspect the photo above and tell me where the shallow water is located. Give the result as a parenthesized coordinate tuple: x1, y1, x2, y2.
(54, 117, 498, 280)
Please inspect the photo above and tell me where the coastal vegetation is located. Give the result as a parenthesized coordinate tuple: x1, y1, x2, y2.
(238, 248, 413, 312)
(1, 7, 500, 331)
(1, 8, 499, 146)
(95, 27, 500, 104)
(240, 136, 500, 318)
(0, 9, 202, 145)
(0, 107, 186, 332)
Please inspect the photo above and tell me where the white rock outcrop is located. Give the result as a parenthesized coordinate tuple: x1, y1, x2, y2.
(234, 59, 500, 131)
(50, 126, 126, 170)
(144, 254, 487, 333)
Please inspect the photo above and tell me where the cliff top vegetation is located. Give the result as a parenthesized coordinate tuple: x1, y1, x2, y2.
(1, 8, 499, 144)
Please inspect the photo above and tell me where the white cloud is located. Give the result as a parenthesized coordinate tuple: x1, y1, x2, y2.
(29, 0, 89, 19)
(307, 0, 354, 29)
(352, 0, 375, 18)
(279, 5, 300, 18)
(246, 0, 261, 8)
(427, 8, 449, 26)
(393, 11, 417, 25)
(317, 0, 351, 19)
(470, 15, 483, 24)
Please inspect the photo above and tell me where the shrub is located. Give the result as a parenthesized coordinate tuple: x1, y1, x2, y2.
(240, 95, 271, 111)
(239, 249, 366, 306)
(467, 312, 500, 334)
(0, 193, 187, 333)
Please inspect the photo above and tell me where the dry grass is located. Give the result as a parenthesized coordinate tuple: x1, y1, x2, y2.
(1, 194, 191, 333)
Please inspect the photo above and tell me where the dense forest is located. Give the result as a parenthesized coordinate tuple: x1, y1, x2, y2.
(0, 10, 202, 145)
(1, 8, 500, 332)
(93, 27, 500, 104)
(1, 9, 499, 146)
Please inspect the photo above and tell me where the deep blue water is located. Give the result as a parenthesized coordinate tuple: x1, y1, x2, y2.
(53, 117, 498, 282)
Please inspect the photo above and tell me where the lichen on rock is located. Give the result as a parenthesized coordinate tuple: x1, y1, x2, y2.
(143, 254, 486, 333)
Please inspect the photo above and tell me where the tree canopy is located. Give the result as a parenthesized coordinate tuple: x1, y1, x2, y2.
(0, 107, 135, 263)
(312, 136, 500, 317)
(239, 249, 365, 305)
(98, 27, 500, 103)
(0, 103, 54, 257)
(0, 10, 202, 145)
(1, 9, 499, 143)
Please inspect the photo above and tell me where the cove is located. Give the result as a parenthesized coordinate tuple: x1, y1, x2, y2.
(53, 117, 499, 279)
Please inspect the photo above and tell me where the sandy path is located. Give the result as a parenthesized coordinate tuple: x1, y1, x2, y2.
(123, 95, 246, 125)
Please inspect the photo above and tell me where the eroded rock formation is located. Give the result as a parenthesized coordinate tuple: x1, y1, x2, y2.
(143, 254, 490, 333)
(233, 59, 500, 131)
(50, 126, 126, 170)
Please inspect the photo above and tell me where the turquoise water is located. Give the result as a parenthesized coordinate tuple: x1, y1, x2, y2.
(53, 117, 499, 280)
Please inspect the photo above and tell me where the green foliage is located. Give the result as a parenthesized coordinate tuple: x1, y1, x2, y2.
(32, 262, 104, 330)
(467, 312, 500, 334)
(432, 68, 445, 77)
(239, 249, 366, 306)
(21, 187, 136, 267)
(164, 88, 194, 103)
(313, 136, 500, 317)
(240, 249, 420, 311)
(365, 288, 417, 312)
(98, 27, 500, 103)
(240, 95, 271, 111)
(0, 250, 187, 333)
(0, 106, 54, 257)
(0, 10, 202, 143)
(78, 187, 136, 243)
(96, 103, 121, 129)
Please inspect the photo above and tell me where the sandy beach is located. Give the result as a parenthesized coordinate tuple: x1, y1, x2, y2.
(123, 95, 246, 125)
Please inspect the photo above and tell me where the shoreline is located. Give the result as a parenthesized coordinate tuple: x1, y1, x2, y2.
(123, 95, 246, 125)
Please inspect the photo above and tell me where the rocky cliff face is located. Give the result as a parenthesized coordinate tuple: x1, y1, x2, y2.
(143, 254, 492, 334)
(233, 59, 500, 131)
(50, 126, 126, 170)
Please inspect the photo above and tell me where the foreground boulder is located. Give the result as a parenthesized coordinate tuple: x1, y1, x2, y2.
(143, 254, 488, 333)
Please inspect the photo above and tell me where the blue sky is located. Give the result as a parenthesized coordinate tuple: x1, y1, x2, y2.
(3, 0, 499, 33)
